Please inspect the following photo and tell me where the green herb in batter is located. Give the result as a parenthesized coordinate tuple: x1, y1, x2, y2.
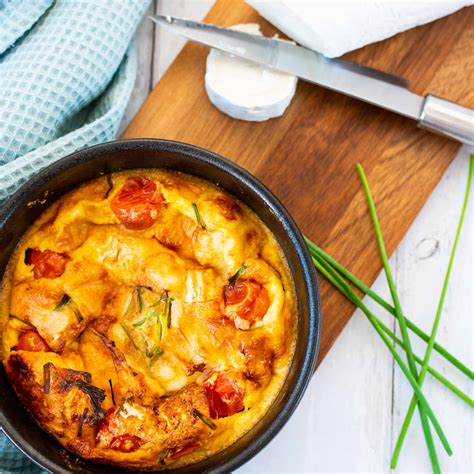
(53, 294, 83, 323)
(77, 407, 89, 437)
(104, 174, 114, 199)
(146, 346, 164, 366)
(134, 291, 173, 332)
(43, 362, 53, 394)
(136, 287, 145, 313)
(192, 202, 206, 229)
(108, 379, 116, 405)
(193, 408, 216, 430)
(132, 316, 149, 328)
(159, 448, 171, 465)
(228, 265, 247, 285)
(155, 313, 163, 341)
(54, 294, 71, 310)
(75, 380, 106, 419)
(120, 321, 140, 352)
(164, 291, 173, 329)
(129, 291, 173, 366)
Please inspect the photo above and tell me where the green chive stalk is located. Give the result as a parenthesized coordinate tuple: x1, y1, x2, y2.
(309, 254, 451, 457)
(308, 248, 473, 408)
(391, 154, 474, 468)
(305, 238, 473, 381)
(357, 165, 448, 471)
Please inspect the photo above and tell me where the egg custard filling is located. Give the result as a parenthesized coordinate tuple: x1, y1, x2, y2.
(0, 170, 295, 469)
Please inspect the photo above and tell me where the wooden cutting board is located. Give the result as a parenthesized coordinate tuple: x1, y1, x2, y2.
(123, 0, 474, 366)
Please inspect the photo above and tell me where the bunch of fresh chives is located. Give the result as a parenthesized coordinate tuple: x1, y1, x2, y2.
(305, 155, 473, 472)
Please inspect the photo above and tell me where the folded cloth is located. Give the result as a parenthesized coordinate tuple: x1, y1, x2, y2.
(246, 0, 471, 58)
(0, 0, 148, 470)
(0, 0, 149, 204)
(0, 435, 45, 474)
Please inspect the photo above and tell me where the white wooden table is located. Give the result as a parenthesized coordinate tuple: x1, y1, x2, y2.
(122, 2, 473, 472)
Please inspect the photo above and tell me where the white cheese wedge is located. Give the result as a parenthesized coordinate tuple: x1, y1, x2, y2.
(205, 23, 297, 122)
(247, 1, 470, 58)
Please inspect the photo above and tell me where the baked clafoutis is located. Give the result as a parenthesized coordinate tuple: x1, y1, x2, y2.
(0, 170, 295, 469)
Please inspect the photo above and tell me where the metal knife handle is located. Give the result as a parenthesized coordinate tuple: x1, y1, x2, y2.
(419, 95, 474, 146)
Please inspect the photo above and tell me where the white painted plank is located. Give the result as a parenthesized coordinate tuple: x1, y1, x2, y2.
(119, 0, 156, 135)
(152, 0, 215, 86)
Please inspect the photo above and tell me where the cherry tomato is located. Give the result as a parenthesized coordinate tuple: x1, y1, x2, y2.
(17, 329, 50, 352)
(97, 405, 118, 432)
(109, 434, 143, 453)
(204, 372, 244, 419)
(224, 280, 270, 324)
(167, 442, 199, 461)
(110, 177, 163, 230)
(25, 248, 69, 279)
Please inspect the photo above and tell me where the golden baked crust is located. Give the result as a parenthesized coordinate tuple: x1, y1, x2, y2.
(1, 170, 295, 469)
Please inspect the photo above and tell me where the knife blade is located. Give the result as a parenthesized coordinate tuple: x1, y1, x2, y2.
(150, 15, 473, 146)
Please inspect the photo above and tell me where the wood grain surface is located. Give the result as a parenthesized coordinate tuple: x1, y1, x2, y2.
(123, 0, 474, 365)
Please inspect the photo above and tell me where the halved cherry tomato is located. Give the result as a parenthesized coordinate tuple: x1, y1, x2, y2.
(204, 372, 244, 419)
(110, 177, 163, 230)
(25, 248, 69, 279)
(224, 280, 270, 324)
(167, 442, 199, 461)
(97, 405, 118, 432)
(17, 329, 50, 352)
(109, 434, 144, 453)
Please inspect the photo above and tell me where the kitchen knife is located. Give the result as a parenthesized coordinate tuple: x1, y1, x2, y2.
(150, 15, 473, 146)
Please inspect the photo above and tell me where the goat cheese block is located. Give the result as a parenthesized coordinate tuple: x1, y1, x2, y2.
(247, 0, 470, 58)
(205, 23, 297, 122)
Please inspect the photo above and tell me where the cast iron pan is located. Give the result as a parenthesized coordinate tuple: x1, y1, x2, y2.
(0, 139, 321, 473)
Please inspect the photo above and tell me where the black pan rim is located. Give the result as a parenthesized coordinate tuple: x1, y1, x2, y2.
(0, 138, 321, 473)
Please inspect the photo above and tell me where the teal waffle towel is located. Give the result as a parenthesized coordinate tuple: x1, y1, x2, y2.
(0, 0, 149, 471)
(0, 0, 150, 205)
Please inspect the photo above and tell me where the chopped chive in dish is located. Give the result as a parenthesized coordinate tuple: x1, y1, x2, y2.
(108, 379, 116, 405)
(43, 362, 53, 394)
(194, 409, 217, 430)
(54, 294, 71, 310)
(104, 174, 114, 199)
(228, 265, 247, 285)
(192, 202, 206, 229)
